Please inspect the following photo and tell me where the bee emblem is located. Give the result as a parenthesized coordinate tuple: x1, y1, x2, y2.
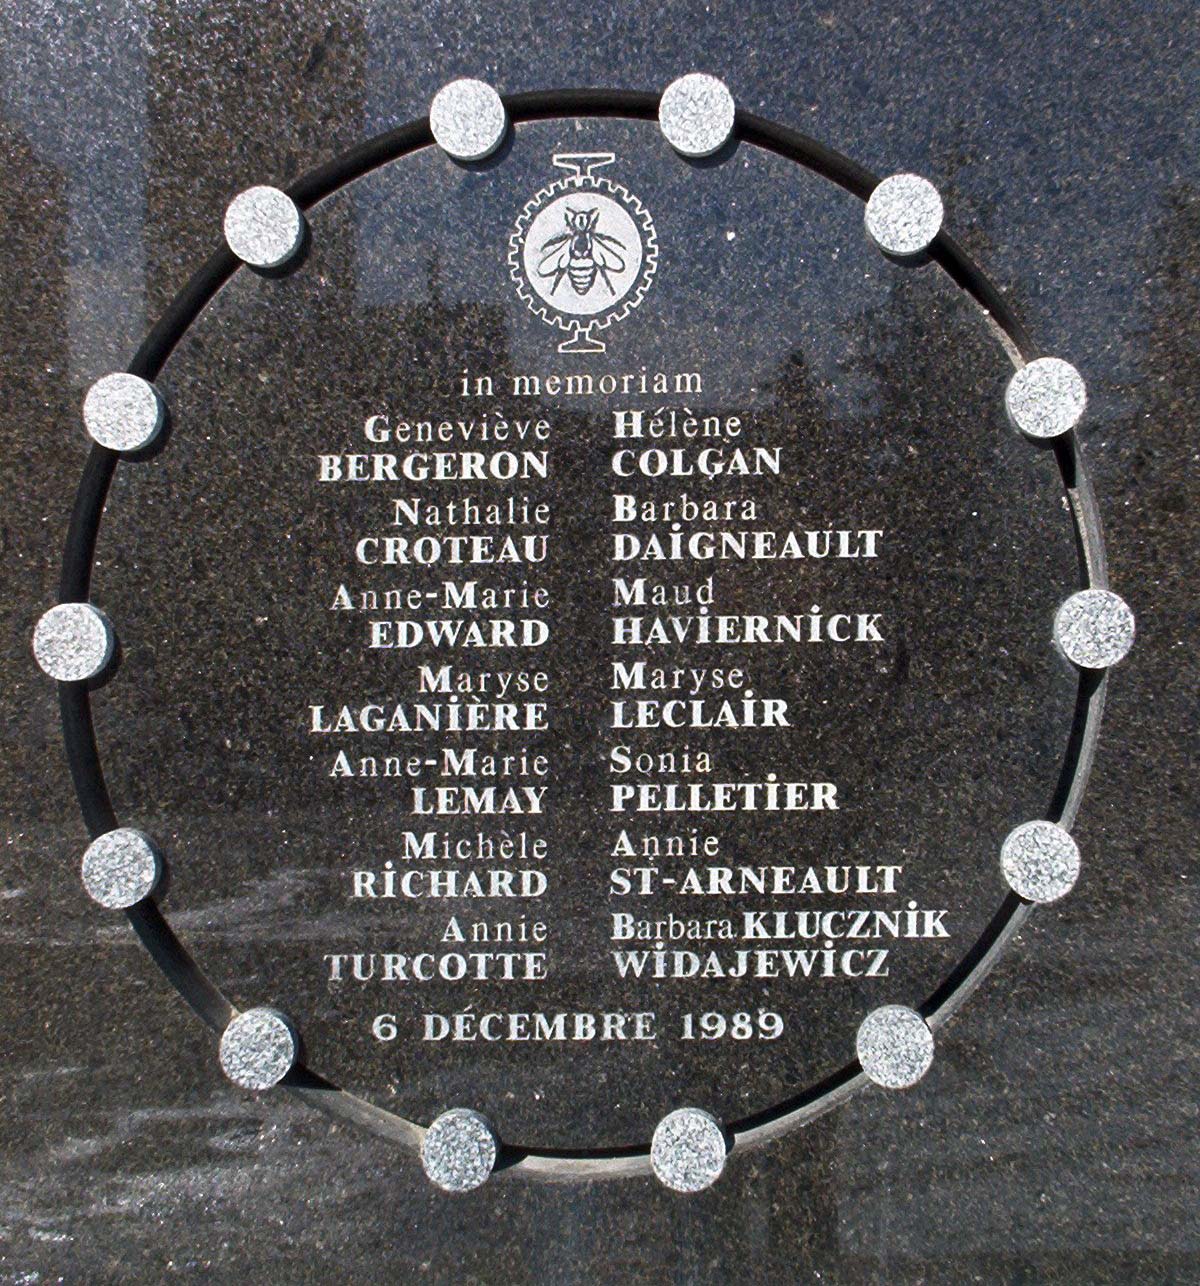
(537, 206, 628, 298)
(510, 152, 657, 353)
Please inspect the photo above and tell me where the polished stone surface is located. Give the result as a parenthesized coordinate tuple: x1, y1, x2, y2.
(1, 0, 1196, 1280)
(89, 117, 1076, 1149)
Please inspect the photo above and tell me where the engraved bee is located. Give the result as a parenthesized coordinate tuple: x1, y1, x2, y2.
(536, 206, 627, 297)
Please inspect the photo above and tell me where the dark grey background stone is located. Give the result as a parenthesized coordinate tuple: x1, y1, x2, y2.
(1, 0, 1196, 1280)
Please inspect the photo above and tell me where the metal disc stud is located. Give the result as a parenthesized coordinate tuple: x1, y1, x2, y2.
(865, 173, 944, 257)
(32, 603, 114, 682)
(81, 828, 161, 909)
(650, 1107, 728, 1192)
(659, 73, 735, 158)
(218, 1008, 298, 1090)
(1053, 589, 1135, 668)
(223, 185, 305, 269)
(1005, 357, 1087, 439)
(1001, 820, 1081, 903)
(421, 1108, 498, 1192)
(429, 79, 507, 162)
(856, 1005, 935, 1089)
(82, 373, 165, 452)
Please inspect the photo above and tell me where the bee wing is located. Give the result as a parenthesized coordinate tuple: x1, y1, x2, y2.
(592, 237, 627, 273)
(537, 237, 573, 276)
(535, 239, 573, 291)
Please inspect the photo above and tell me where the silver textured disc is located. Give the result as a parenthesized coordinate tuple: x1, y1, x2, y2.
(82, 372, 165, 452)
(1001, 820, 1081, 904)
(658, 73, 736, 158)
(81, 828, 161, 909)
(421, 1108, 498, 1192)
(1053, 588, 1135, 668)
(218, 1008, 298, 1091)
(650, 1107, 727, 1193)
(429, 79, 507, 162)
(1005, 356, 1087, 439)
(223, 185, 304, 269)
(864, 173, 944, 257)
(856, 1005, 935, 1089)
(32, 603, 114, 682)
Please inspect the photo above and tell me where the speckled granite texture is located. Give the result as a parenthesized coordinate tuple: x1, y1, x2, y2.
(1, 1, 1196, 1281)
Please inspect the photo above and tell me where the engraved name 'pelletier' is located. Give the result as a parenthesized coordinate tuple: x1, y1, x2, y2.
(610, 780, 836, 813)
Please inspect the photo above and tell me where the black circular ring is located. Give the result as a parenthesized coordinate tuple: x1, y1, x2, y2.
(55, 88, 1109, 1180)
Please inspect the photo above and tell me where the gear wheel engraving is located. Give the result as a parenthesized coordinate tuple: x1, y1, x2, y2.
(508, 152, 658, 353)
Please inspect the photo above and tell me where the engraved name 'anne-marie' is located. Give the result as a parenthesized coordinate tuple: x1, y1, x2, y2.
(307, 368, 951, 1049)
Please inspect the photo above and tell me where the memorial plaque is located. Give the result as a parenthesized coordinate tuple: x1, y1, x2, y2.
(43, 100, 1103, 1152)
(5, 3, 1195, 1279)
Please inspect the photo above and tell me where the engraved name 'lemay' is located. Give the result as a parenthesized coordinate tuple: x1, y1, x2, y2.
(304, 367, 951, 1049)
